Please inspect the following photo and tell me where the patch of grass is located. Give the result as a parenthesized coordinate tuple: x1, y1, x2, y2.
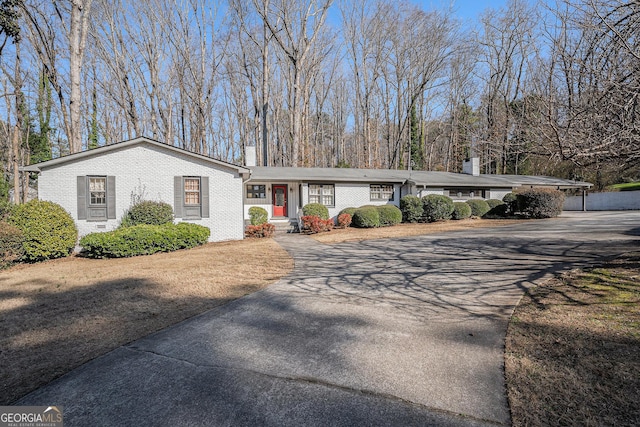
(0, 239, 293, 405)
(505, 253, 640, 426)
(310, 218, 522, 244)
(608, 182, 640, 191)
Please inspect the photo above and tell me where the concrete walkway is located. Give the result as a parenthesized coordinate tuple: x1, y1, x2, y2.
(18, 212, 639, 426)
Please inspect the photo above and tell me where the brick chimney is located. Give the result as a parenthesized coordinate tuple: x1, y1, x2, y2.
(463, 157, 480, 176)
(245, 146, 256, 167)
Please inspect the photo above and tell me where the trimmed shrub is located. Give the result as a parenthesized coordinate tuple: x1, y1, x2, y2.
(8, 200, 77, 262)
(302, 203, 329, 220)
(248, 206, 269, 225)
(300, 215, 334, 234)
(452, 202, 472, 220)
(339, 207, 357, 217)
(352, 206, 380, 228)
(377, 205, 402, 226)
(121, 200, 173, 227)
(486, 199, 504, 210)
(245, 223, 276, 238)
(400, 195, 423, 223)
(485, 199, 507, 218)
(502, 192, 518, 215)
(337, 213, 352, 228)
(516, 188, 565, 218)
(421, 195, 454, 222)
(466, 199, 491, 217)
(80, 222, 210, 258)
(0, 221, 24, 267)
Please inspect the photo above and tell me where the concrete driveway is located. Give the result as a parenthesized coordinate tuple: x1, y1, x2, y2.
(18, 212, 639, 426)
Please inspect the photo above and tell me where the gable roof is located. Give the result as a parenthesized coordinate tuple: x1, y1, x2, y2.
(249, 166, 591, 189)
(482, 174, 592, 189)
(21, 136, 250, 176)
(249, 166, 408, 183)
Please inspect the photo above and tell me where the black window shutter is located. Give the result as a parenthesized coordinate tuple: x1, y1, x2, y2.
(201, 176, 209, 218)
(174, 176, 183, 218)
(77, 176, 87, 220)
(107, 176, 116, 219)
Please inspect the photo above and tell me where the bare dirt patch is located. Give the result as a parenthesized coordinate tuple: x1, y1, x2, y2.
(0, 239, 293, 405)
(505, 253, 640, 426)
(310, 218, 522, 244)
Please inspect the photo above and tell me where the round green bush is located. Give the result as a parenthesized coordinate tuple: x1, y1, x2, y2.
(484, 199, 507, 218)
(352, 206, 380, 228)
(121, 200, 173, 227)
(452, 202, 472, 220)
(502, 193, 518, 215)
(0, 221, 24, 267)
(7, 200, 77, 262)
(80, 222, 210, 258)
(466, 199, 491, 217)
(339, 207, 357, 217)
(486, 199, 504, 209)
(421, 195, 454, 222)
(400, 195, 423, 223)
(248, 206, 269, 225)
(516, 188, 565, 218)
(377, 205, 402, 226)
(302, 203, 329, 220)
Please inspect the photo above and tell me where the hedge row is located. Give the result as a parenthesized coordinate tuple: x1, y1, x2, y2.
(351, 205, 402, 228)
(80, 222, 210, 258)
(399, 189, 565, 222)
(301, 203, 402, 230)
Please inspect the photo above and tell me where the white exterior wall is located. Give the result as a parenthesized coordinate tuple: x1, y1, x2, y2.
(564, 190, 640, 211)
(487, 189, 512, 201)
(37, 144, 245, 242)
(301, 183, 401, 219)
(418, 188, 445, 197)
(243, 181, 301, 220)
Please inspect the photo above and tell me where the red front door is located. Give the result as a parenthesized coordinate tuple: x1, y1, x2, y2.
(272, 185, 288, 217)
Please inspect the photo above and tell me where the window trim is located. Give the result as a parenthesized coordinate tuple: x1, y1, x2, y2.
(308, 183, 335, 207)
(370, 184, 395, 201)
(174, 175, 209, 220)
(78, 175, 115, 222)
(445, 188, 486, 199)
(89, 176, 107, 207)
(246, 184, 267, 200)
(184, 177, 201, 207)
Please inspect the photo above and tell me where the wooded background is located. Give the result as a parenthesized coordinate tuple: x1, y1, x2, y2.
(1, 0, 638, 202)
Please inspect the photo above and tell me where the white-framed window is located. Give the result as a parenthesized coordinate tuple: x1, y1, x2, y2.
(246, 184, 266, 199)
(370, 184, 394, 201)
(308, 184, 334, 207)
(89, 177, 107, 206)
(184, 177, 201, 206)
(446, 188, 486, 199)
(174, 176, 209, 220)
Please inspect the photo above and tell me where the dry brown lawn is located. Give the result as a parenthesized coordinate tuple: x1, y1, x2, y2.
(310, 218, 522, 243)
(506, 253, 640, 426)
(0, 239, 293, 405)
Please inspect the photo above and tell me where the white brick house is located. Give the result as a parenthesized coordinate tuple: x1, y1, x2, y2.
(24, 138, 592, 242)
(23, 137, 250, 242)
